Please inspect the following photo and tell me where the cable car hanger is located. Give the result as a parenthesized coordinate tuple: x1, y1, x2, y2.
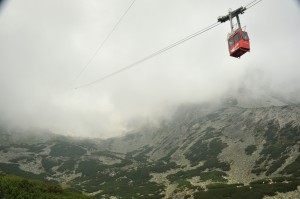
(218, 7, 250, 58)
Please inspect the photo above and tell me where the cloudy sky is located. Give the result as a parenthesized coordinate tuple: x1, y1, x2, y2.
(0, 0, 299, 138)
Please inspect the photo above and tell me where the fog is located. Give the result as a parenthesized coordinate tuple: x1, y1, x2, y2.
(0, 0, 300, 138)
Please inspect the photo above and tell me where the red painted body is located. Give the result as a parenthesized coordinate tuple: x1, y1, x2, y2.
(227, 28, 250, 58)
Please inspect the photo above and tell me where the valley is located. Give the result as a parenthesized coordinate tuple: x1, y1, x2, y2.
(0, 100, 300, 198)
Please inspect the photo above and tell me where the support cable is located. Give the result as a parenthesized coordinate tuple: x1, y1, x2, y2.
(245, 0, 263, 10)
(72, 0, 136, 85)
(74, 22, 221, 89)
(74, 0, 264, 89)
(245, 0, 259, 8)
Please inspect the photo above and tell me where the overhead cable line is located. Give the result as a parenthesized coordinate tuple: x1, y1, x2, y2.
(72, 0, 136, 85)
(245, 0, 260, 8)
(74, 22, 221, 89)
(74, 0, 264, 89)
(245, 0, 263, 10)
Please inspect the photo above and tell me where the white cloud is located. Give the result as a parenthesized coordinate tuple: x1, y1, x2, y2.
(0, 0, 299, 138)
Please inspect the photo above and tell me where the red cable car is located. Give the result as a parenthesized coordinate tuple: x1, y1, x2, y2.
(227, 28, 250, 58)
(218, 7, 250, 58)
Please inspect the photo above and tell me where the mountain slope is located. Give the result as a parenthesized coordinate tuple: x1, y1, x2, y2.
(0, 100, 299, 198)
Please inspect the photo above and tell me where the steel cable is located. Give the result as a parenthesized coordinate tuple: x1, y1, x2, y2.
(74, 22, 221, 89)
(72, 0, 136, 85)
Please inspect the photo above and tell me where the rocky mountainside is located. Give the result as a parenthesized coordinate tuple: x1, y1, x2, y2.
(0, 98, 299, 198)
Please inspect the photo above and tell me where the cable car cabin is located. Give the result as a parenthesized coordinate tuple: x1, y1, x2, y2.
(227, 28, 250, 58)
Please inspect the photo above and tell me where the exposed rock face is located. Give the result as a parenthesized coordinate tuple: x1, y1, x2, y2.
(0, 98, 299, 198)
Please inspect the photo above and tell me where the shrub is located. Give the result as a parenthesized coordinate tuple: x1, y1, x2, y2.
(245, 145, 257, 155)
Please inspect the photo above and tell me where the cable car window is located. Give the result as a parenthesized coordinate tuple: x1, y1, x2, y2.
(228, 38, 234, 47)
(242, 32, 249, 40)
(234, 33, 240, 43)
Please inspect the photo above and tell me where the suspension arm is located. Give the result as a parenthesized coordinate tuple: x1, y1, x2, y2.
(217, 6, 247, 23)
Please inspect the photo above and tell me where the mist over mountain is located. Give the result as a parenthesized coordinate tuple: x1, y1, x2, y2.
(1, 92, 300, 198)
(0, 0, 300, 198)
(1, 66, 300, 139)
(0, 0, 300, 138)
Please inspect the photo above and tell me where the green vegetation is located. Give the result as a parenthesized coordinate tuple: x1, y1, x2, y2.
(92, 150, 123, 160)
(252, 167, 267, 176)
(174, 180, 196, 192)
(159, 147, 178, 162)
(202, 127, 221, 140)
(10, 156, 34, 163)
(57, 159, 76, 172)
(185, 137, 228, 167)
(245, 145, 257, 155)
(206, 183, 243, 189)
(1, 118, 299, 198)
(170, 171, 227, 194)
(148, 161, 178, 173)
(71, 145, 172, 198)
(281, 155, 300, 177)
(0, 163, 45, 181)
(202, 157, 230, 171)
(206, 113, 219, 121)
(194, 178, 300, 199)
(50, 142, 86, 158)
(17, 144, 45, 153)
(0, 146, 8, 153)
(198, 171, 227, 182)
(122, 133, 142, 141)
(266, 155, 288, 176)
(75, 164, 165, 198)
(167, 168, 227, 183)
(98, 177, 165, 199)
(168, 137, 230, 182)
(77, 160, 106, 177)
(42, 157, 60, 173)
(0, 174, 91, 199)
(132, 146, 153, 162)
(252, 121, 300, 176)
(112, 159, 133, 168)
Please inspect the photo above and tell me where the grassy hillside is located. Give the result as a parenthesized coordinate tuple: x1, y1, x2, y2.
(0, 174, 92, 199)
